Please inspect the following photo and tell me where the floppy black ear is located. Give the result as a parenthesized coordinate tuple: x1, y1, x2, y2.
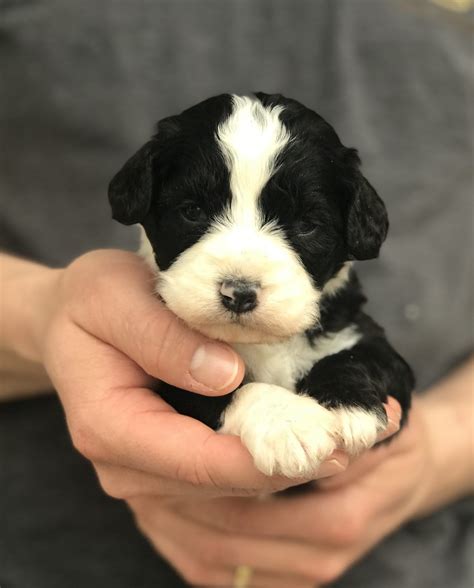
(345, 174, 389, 261)
(108, 116, 181, 225)
(108, 140, 157, 226)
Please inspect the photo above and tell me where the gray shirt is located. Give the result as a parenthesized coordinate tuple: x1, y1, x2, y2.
(1, 1, 473, 587)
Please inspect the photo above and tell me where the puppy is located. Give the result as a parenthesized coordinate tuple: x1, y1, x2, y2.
(108, 93, 414, 478)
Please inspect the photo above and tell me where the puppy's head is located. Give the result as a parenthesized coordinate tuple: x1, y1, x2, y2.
(109, 93, 388, 343)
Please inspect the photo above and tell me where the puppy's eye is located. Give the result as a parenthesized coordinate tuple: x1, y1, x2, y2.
(295, 221, 317, 237)
(180, 202, 206, 223)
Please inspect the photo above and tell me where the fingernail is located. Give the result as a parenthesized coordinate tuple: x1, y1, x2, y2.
(319, 458, 348, 478)
(190, 343, 240, 391)
(377, 419, 400, 442)
(387, 418, 401, 434)
(385, 398, 402, 421)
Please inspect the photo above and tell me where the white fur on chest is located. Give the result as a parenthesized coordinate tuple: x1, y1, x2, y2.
(232, 325, 361, 391)
(222, 325, 383, 478)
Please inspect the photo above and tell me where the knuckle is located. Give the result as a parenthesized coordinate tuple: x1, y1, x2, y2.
(95, 469, 127, 500)
(65, 252, 110, 297)
(69, 421, 102, 461)
(320, 500, 367, 547)
(298, 561, 321, 582)
(191, 440, 221, 489)
(131, 510, 149, 535)
(138, 311, 172, 372)
(128, 502, 148, 531)
(152, 312, 192, 377)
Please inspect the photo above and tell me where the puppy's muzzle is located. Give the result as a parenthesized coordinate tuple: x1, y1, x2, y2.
(220, 279, 260, 314)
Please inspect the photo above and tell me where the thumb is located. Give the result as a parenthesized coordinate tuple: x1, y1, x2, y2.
(67, 250, 245, 395)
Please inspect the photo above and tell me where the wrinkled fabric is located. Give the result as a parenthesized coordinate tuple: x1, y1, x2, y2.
(1, 1, 472, 587)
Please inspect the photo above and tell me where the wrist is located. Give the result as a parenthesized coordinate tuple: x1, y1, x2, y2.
(412, 363, 474, 518)
(1, 254, 63, 363)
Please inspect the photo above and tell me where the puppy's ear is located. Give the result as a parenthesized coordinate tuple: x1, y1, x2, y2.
(108, 141, 157, 225)
(344, 151, 389, 260)
(108, 116, 181, 225)
(156, 115, 181, 139)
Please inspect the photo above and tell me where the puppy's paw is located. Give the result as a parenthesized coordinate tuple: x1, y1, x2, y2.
(219, 383, 337, 478)
(332, 406, 387, 456)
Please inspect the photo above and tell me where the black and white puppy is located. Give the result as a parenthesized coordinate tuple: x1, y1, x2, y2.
(109, 93, 414, 479)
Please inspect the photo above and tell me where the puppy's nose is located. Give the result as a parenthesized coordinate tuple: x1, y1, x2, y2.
(220, 279, 259, 314)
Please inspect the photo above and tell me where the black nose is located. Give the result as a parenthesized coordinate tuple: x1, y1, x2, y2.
(220, 279, 259, 314)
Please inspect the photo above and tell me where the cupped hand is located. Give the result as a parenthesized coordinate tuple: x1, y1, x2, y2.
(39, 249, 351, 500)
(128, 398, 414, 588)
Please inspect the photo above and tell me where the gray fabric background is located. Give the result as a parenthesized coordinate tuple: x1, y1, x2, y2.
(0, 1, 473, 587)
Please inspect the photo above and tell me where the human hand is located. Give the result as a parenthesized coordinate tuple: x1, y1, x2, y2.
(128, 399, 403, 587)
(35, 249, 350, 500)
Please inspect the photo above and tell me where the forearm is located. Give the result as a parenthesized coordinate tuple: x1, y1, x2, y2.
(415, 357, 474, 517)
(0, 253, 61, 399)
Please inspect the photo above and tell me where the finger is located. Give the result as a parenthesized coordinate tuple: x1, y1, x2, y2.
(214, 569, 316, 588)
(94, 463, 218, 499)
(94, 463, 289, 499)
(135, 526, 231, 588)
(67, 250, 244, 395)
(49, 320, 298, 494)
(102, 393, 310, 493)
(376, 397, 402, 442)
(251, 572, 315, 588)
(228, 570, 315, 588)
(94, 446, 349, 500)
(317, 443, 393, 490)
(182, 425, 414, 546)
(136, 524, 314, 588)
(131, 497, 334, 584)
(172, 487, 365, 546)
(50, 322, 315, 496)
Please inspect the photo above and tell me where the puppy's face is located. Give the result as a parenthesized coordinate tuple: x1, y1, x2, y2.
(109, 93, 388, 343)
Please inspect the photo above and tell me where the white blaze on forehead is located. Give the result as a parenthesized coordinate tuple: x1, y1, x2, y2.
(216, 95, 291, 226)
(152, 95, 321, 344)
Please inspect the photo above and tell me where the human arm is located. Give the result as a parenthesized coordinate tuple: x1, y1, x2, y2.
(0, 254, 55, 399)
(411, 357, 474, 516)
(128, 358, 473, 587)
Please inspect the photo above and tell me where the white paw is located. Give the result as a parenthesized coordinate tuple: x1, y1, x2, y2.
(332, 406, 387, 455)
(219, 383, 337, 478)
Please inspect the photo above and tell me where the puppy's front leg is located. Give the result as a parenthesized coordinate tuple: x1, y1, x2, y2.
(219, 383, 338, 478)
(299, 335, 414, 456)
